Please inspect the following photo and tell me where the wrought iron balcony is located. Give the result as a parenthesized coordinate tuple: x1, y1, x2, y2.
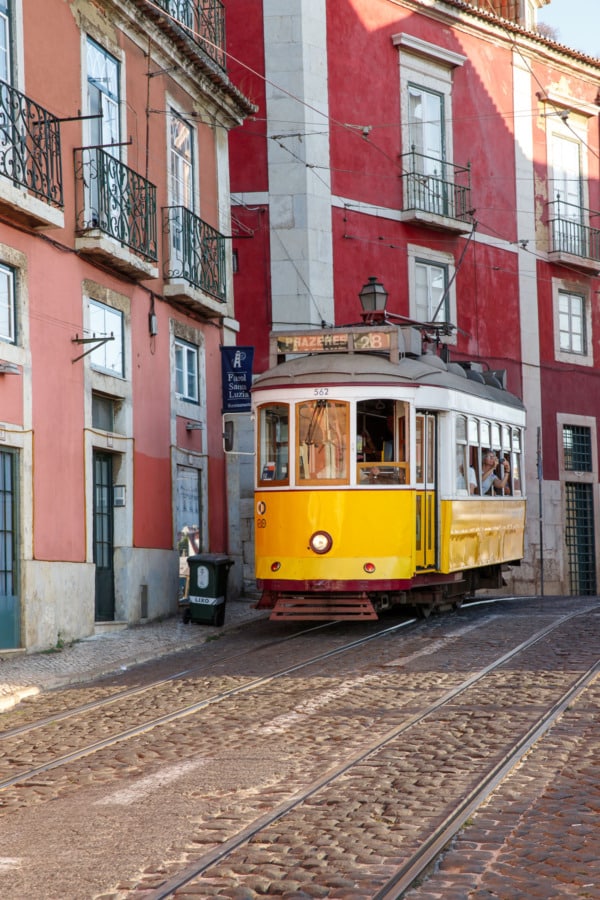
(74, 147, 157, 262)
(152, 0, 226, 70)
(547, 197, 600, 267)
(163, 206, 226, 301)
(0, 79, 62, 207)
(400, 149, 472, 229)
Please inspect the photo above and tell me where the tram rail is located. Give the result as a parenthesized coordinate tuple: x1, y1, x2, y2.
(133, 606, 600, 899)
(1, 597, 598, 899)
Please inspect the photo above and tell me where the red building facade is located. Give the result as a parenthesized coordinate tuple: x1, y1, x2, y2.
(228, 0, 600, 596)
(0, 0, 252, 651)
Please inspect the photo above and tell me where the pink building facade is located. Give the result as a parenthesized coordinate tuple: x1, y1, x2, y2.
(0, 0, 252, 651)
(228, 0, 600, 597)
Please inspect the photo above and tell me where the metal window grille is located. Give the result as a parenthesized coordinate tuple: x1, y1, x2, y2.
(563, 424, 592, 471)
(564, 482, 597, 595)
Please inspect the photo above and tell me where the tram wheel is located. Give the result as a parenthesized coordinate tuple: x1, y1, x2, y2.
(416, 604, 433, 619)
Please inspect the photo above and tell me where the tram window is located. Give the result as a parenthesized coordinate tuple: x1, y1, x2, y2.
(511, 429, 522, 495)
(456, 416, 475, 494)
(356, 400, 409, 485)
(297, 399, 349, 483)
(491, 423, 501, 452)
(257, 403, 289, 485)
(480, 420, 490, 449)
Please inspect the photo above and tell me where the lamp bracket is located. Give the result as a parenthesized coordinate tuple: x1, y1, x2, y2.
(71, 333, 115, 363)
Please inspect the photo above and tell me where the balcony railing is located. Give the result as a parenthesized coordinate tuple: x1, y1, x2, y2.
(400, 149, 472, 223)
(153, 0, 226, 70)
(163, 205, 226, 301)
(0, 79, 63, 207)
(547, 197, 600, 263)
(74, 147, 157, 262)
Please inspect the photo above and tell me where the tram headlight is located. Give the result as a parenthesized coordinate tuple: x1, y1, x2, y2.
(309, 530, 333, 554)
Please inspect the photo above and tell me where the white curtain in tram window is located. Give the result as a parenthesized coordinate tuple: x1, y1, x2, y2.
(408, 85, 445, 215)
(552, 135, 583, 256)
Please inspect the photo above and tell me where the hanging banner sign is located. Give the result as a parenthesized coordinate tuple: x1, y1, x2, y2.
(220, 346, 254, 412)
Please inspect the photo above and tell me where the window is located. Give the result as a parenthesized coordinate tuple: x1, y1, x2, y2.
(563, 424, 592, 472)
(559, 290, 585, 354)
(455, 415, 522, 497)
(0, 0, 11, 84)
(407, 84, 446, 214)
(408, 245, 456, 333)
(551, 135, 583, 256)
(257, 403, 289, 485)
(553, 280, 592, 366)
(169, 111, 194, 209)
(92, 392, 116, 431)
(89, 300, 124, 376)
(87, 39, 120, 152)
(175, 337, 198, 402)
(562, 424, 596, 594)
(415, 259, 448, 323)
(0, 263, 15, 343)
(297, 400, 349, 483)
(394, 35, 466, 222)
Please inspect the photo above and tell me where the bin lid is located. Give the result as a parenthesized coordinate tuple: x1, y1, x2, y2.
(187, 553, 233, 565)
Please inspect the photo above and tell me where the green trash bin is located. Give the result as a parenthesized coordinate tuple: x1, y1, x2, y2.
(186, 554, 233, 626)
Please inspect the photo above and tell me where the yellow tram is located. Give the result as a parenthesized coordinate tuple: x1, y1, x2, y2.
(252, 324, 526, 620)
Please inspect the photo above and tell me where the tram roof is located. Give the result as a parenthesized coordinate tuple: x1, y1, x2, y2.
(252, 351, 525, 411)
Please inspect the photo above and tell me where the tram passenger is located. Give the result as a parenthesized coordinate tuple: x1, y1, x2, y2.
(457, 464, 477, 494)
(481, 450, 510, 495)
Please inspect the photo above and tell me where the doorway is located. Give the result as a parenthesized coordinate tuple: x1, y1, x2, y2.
(93, 451, 115, 621)
(0, 449, 19, 648)
(415, 412, 437, 570)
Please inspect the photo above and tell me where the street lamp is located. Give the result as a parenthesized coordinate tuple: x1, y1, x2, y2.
(358, 276, 388, 323)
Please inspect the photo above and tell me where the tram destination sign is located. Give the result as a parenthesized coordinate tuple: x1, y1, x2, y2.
(274, 327, 395, 358)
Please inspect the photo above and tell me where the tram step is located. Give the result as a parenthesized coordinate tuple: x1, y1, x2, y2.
(270, 593, 378, 621)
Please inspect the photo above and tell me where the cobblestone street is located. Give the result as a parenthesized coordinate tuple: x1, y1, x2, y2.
(1, 596, 599, 899)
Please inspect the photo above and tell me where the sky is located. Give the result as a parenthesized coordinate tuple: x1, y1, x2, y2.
(537, 0, 600, 58)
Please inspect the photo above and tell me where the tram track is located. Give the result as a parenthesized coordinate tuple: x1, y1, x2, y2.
(1, 597, 598, 900)
(128, 606, 600, 900)
(0, 619, 347, 741)
(0, 617, 417, 792)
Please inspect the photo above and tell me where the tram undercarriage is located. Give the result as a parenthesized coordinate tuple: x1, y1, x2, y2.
(258, 563, 517, 622)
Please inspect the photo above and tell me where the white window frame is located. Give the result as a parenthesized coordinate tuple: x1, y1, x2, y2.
(408, 244, 456, 342)
(552, 279, 592, 366)
(0, 262, 15, 343)
(175, 337, 199, 403)
(89, 299, 125, 377)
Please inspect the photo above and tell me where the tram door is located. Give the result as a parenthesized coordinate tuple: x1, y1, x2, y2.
(415, 412, 437, 569)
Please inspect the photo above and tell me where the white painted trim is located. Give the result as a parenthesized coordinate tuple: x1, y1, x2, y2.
(538, 90, 600, 118)
(392, 33, 466, 68)
(331, 194, 519, 253)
